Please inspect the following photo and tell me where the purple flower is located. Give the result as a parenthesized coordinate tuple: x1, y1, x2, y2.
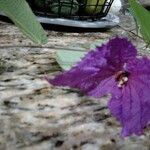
(47, 37, 150, 137)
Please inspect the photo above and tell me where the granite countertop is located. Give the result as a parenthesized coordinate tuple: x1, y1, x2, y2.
(0, 14, 150, 150)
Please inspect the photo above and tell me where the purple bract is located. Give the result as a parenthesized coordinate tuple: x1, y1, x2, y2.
(47, 37, 150, 137)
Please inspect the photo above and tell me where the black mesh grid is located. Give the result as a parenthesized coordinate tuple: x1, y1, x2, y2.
(27, 0, 114, 21)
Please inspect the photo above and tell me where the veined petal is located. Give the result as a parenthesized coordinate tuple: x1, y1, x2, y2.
(126, 56, 150, 75)
(104, 36, 137, 70)
(87, 75, 122, 98)
(48, 56, 108, 92)
(108, 57, 150, 137)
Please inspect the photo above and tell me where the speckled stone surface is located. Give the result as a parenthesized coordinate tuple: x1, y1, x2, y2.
(0, 14, 150, 150)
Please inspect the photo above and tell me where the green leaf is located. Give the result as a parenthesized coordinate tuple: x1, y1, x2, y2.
(56, 50, 87, 70)
(129, 0, 150, 44)
(56, 41, 103, 70)
(0, 0, 47, 44)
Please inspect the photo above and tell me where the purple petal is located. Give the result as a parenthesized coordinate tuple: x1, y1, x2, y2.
(48, 57, 110, 93)
(104, 36, 137, 70)
(126, 56, 150, 75)
(48, 37, 137, 96)
(108, 57, 150, 136)
(70, 36, 137, 71)
(87, 75, 122, 98)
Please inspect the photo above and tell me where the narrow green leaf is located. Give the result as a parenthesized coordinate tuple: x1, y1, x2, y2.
(129, 0, 150, 44)
(0, 0, 47, 44)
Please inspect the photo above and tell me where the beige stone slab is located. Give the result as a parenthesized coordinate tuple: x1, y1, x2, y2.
(0, 14, 150, 150)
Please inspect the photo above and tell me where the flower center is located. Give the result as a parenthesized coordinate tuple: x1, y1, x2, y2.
(115, 71, 130, 88)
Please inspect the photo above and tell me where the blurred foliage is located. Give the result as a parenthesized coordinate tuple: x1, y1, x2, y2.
(0, 0, 47, 44)
(130, 0, 150, 45)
